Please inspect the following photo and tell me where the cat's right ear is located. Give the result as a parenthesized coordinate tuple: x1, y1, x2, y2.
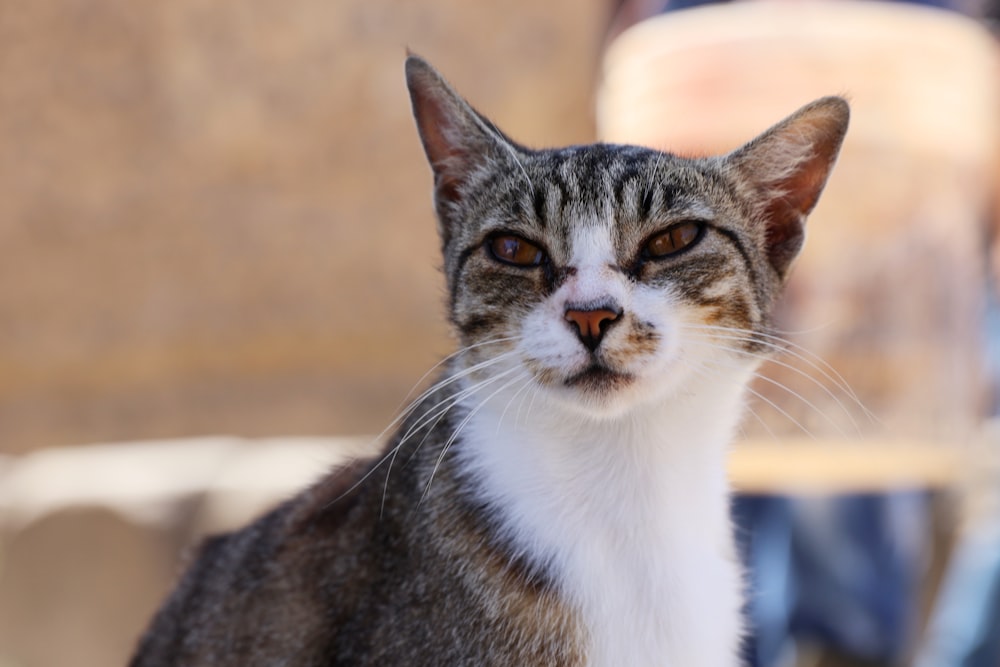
(406, 56, 512, 237)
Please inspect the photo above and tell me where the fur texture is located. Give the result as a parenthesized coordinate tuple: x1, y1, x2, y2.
(130, 56, 848, 666)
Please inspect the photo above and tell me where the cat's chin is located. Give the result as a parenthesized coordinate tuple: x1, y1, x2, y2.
(537, 365, 664, 420)
(563, 364, 635, 393)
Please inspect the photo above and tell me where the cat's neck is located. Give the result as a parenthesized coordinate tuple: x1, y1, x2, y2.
(454, 372, 750, 666)
(454, 370, 750, 535)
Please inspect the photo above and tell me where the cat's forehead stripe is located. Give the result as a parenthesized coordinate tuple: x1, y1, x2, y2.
(527, 146, 707, 231)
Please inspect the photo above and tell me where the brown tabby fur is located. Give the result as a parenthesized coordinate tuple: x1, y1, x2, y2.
(130, 56, 848, 666)
(131, 387, 584, 664)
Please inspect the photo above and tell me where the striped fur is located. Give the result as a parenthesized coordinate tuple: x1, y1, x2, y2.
(130, 56, 848, 666)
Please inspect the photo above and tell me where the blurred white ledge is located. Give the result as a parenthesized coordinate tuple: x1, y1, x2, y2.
(0, 436, 372, 532)
(0, 436, 965, 537)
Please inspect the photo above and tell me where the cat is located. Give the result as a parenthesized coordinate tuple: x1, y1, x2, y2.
(130, 55, 848, 666)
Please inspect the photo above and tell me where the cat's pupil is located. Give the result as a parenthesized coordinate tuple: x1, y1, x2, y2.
(489, 234, 545, 267)
(646, 222, 702, 258)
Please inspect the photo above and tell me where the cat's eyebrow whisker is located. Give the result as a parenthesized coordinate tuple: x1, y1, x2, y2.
(644, 148, 666, 211)
(480, 115, 533, 192)
(420, 371, 533, 505)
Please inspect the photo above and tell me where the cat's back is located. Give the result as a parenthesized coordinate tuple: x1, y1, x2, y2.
(129, 457, 382, 666)
(130, 429, 584, 667)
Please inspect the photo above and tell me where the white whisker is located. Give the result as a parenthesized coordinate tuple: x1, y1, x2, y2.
(328, 347, 521, 512)
(682, 335, 861, 438)
(393, 336, 522, 410)
(679, 353, 814, 439)
(497, 375, 536, 436)
(380, 364, 524, 516)
(421, 371, 532, 503)
(681, 322, 875, 424)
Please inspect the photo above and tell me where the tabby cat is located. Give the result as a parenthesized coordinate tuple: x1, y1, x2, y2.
(130, 56, 848, 666)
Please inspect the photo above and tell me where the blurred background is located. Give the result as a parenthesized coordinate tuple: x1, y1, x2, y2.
(1, 0, 999, 665)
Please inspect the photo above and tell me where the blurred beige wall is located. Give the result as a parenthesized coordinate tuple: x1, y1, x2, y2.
(0, 0, 606, 454)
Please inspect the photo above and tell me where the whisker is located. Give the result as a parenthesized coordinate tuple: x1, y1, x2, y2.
(385, 352, 523, 452)
(421, 371, 532, 503)
(680, 354, 816, 439)
(683, 323, 853, 396)
(683, 336, 862, 437)
(743, 383, 817, 439)
(380, 365, 523, 516)
(746, 329, 870, 417)
(524, 380, 543, 426)
(497, 374, 536, 436)
(388, 341, 522, 434)
(749, 371, 854, 439)
(483, 117, 534, 192)
(681, 322, 875, 423)
(394, 335, 521, 400)
(396, 365, 523, 465)
(328, 349, 521, 512)
(396, 354, 521, 444)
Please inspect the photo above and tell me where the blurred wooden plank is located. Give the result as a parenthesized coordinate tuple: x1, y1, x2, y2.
(730, 439, 963, 494)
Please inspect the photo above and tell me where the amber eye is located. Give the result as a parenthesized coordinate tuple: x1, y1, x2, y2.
(645, 222, 703, 258)
(488, 234, 546, 267)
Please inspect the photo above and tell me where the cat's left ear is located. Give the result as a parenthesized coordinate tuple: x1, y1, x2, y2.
(724, 97, 849, 279)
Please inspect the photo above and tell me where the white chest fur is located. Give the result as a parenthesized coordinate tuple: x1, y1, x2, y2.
(456, 376, 747, 667)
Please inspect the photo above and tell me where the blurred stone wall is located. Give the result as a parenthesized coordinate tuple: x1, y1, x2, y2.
(0, 0, 605, 454)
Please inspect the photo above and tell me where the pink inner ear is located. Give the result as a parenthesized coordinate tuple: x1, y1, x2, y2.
(750, 102, 849, 277)
(408, 73, 476, 206)
(412, 92, 462, 169)
(763, 151, 828, 274)
(763, 198, 805, 276)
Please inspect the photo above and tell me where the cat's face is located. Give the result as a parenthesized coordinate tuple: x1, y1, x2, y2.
(441, 146, 768, 416)
(406, 57, 848, 418)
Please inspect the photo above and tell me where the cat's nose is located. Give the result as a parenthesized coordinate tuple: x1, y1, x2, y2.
(564, 306, 622, 351)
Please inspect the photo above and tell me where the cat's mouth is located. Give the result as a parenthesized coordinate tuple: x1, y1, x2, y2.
(563, 363, 634, 391)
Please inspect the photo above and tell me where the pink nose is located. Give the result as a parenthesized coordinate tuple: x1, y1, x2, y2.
(564, 308, 621, 351)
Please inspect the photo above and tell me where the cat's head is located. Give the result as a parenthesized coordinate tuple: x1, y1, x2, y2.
(406, 56, 848, 418)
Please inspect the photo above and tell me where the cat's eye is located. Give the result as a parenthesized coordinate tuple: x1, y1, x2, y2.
(488, 234, 546, 267)
(644, 222, 704, 258)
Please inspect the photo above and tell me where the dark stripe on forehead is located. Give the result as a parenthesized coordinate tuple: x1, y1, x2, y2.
(657, 181, 681, 213)
(567, 148, 615, 209)
(533, 186, 548, 228)
(611, 165, 643, 214)
(552, 170, 571, 220)
(510, 197, 523, 221)
(639, 185, 655, 221)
